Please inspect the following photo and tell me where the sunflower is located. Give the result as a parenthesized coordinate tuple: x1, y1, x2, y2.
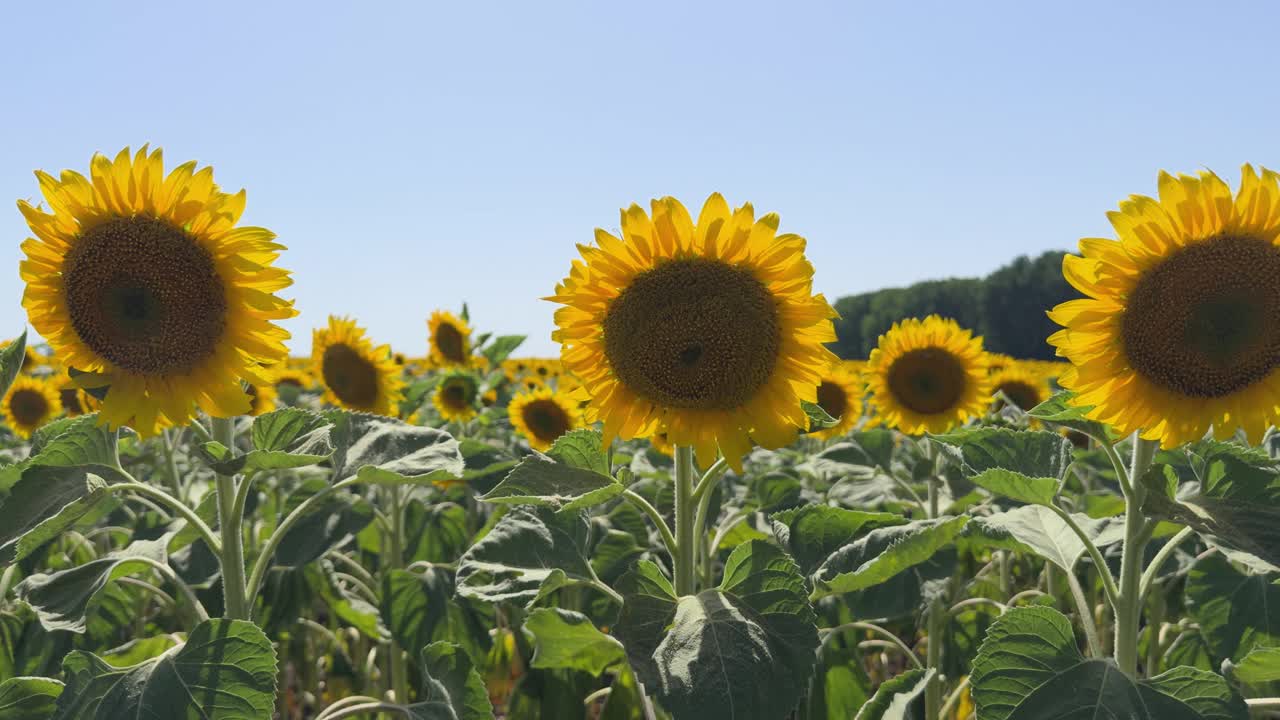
(550, 194, 838, 469)
(433, 371, 479, 423)
(16, 146, 295, 437)
(1050, 166, 1280, 446)
(509, 388, 582, 451)
(312, 316, 402, 416)
(990, 363, 1049, 412)
(812, 360, 865, 439)
(985, 352, 1016, 375)
(2, 376, 61, 439)
(273, 366, 313, 392)
(504, 358, 532, 380)
(427, 310, 473, 367)
(865, 316, 991, 434)
(244, 379, 279, 417)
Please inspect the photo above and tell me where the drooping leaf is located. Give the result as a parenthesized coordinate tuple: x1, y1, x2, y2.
(523, 608, 625, 676)
(455, 508, 595, 607)
(801, 401, 839, 431)
(770, 504, 908, 574)
(611, 560, 678, 686)
(381, 568, 488, 663)
(329, 412, 465, 485)
(967, 505, 1123, 571)
(304, 563, 388, 641)
(852, 668, 931, 720)
(271, 479, 373, 567)
(1185, 553, 1280, 661)
(480, 452, 621, 512)
(811, 516, 969, 600)
(0, 467, 110, 566)
(409, 642, 495, 720)
(650, 541, 819, 720)
(0, 676, 62, 720)
(15, 537, 169, 634)
(51, 619, 277, 720)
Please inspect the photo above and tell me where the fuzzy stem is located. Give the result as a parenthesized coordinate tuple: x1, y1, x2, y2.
(673, 446, 697, 596)
(925, 597, 946, 719)
(1114, 436, 1158, 677)
(212, 416, 249, 620)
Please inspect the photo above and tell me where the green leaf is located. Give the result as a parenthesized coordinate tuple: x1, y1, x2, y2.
(458, 440, 518, 490)
(0, 676, 62, 720)
(590, 530, 645, 584)
(1027, 390, 1114, 441)
(0, 331, 27, 403)
(271, 480, 373, 567)
(524, 608, 625, 676)
(51, 619, 278, 720)
(455, 508, 595, 607)
(811, 516, 969, 600)
(330, 412, 465, 485)
(380, 568, 488, 663)
(1143, 439, 1280, 573)
(305, 563, 388, 641)
(546, 429, 609, 474)
(969, 467, 1060, 506)
(801, 401, 839, 431)
(931, 427, 1073, 483)
(852, 668, 931, 720)
(1231, 646, 1280, 683)
(204, 408, 334, 475)
(0, 467, 110, 566)
(15, 537, 168, 634)
(1185, 553, 1280, 661)
(481, 335, 526, 367)
(972, 606, 1247, 720)
(0, 414, 126, 497)
(649, 541, 818, 720)
(480, 452, 621, 512)
(800, 433, 894, 474)
(770, 505, 907, 574)
(98, 636, 181, 668)
(611, 560, 678, 686)
(411, 642, 495, 720)
(966, 505, 1123, 572)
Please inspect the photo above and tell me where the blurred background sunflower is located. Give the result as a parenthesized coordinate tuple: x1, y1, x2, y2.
(312, 315, 402, 415)
(508, 387, 581, 451)
(1, 375, 60, 438)
(865, 315, 990, 434)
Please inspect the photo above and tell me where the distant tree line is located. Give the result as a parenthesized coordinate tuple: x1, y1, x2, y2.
(830, 250, 1080, 360)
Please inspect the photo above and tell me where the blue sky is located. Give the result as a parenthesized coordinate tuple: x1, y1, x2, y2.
(1, 1, 1277, 356)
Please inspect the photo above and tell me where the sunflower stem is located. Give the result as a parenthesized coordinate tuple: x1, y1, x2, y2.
(386, 484, 411, 704)
(673, 446, 697, 596)
(212, 416, 250, 621)
(924, 596, 946, 719)
(1114, 435, 1158, 678)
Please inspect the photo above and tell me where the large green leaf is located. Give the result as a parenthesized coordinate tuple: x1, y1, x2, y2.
(479, 453, 621, 512)
(329, 411, 465, 485)
(481, 335, 525, 367)
(931, 427, 1073, 482)
(811, 516, 969, 600)
(455, 508, 595, 607)
(51, 619, 277, 719)
(648, 541, 818, 720)
(0, 466, 110, 566)
(1231, 646, 1280, 683)
(380, 568, 487, 663)
(0, 331, 27, 406)
(971, 606, 1246, 720)
(523, 608, 625, 676)
(0, 413, 125, 499)
(1185, 553, 1280, 661)
(202, 408, 334, 475)
(1143, 440, 1280, 572)
(546, 429, 610, 474)
(852, 668, 931, 720)
(968, 468, 1060, 506)
(770, 504, 907, 574)
(611, 560, 678, 685)
(407, 642, 495, 720)
(271, 479, 373, 567)
(0, 676, 62, 720)
(15, 537, 168, 634)
(1026, 391, 1114, 441)
(967, 505, 1123, 571)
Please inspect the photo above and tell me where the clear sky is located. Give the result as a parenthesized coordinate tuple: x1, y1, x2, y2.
(2, 1, 1277, 357)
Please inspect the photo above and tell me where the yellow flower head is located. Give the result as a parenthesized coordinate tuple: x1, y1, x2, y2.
(2, 376, 61, 439)
(509, 388, 582, 452)
(1050, 166, 1280, 446)
(549, 194, 838, 470)
(16, 146, 296, 436)
(865, 316, 991, 434)
(312, 316, 402, 416)
(427, 310, 473, 367)
(990, 363, 1049, 412)
(811, 360, 865, 439)
(433, 371, 479, 423)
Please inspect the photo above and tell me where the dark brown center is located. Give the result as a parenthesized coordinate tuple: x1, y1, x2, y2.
(434, 323, 467, 363)
(603, 258, 780, 410)
(1122, 235, 1280, 398)
(64, 216, 226, 375)
(522, 399, 571, 442)
(816, 380, 849, 421)
(9, 388, 49, 426)
(59, 388, 84, 416)
(996, 380, 1041, 411)
(887, 348, 967, 415)
(323, 343, 379, 408)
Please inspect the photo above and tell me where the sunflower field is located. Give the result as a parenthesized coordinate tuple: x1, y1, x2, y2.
(0, 148, 1278, 720)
